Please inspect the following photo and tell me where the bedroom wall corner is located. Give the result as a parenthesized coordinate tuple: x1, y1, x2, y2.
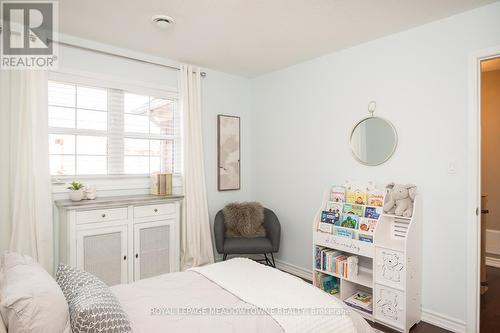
(201, 69, 255, 260)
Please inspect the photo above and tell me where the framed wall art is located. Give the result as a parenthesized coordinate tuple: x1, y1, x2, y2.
(217, 115, 240, 191)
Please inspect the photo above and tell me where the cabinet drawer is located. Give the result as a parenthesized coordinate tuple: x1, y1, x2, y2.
(134, 203, 175, 218)
(375, 247, 406, 290)
(374, 284, 405, 329)
(76, 207, 128, 224)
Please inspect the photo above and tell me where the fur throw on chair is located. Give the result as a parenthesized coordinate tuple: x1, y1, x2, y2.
(223, 202, 266, 238)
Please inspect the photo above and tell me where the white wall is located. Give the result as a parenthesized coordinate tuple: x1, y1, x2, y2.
(250, 2, 500, 323)
(201, 69, 255, 258)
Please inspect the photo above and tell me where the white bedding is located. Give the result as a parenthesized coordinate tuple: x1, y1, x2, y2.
(112, 258, 374, 333)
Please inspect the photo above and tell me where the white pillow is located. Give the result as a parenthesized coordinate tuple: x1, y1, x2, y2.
(0, 253, 71, 333)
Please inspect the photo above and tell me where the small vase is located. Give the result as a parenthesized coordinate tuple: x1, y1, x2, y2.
(69, 189, 84, 202)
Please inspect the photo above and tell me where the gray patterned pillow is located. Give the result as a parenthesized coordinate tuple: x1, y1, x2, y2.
(56, 264, 132, 333)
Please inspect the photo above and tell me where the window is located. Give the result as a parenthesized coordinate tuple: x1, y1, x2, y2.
(48, 79, 180, 176)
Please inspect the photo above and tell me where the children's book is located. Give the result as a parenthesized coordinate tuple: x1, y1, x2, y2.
(368, 189, 385, 207)
(336, 227, 354, 239)
(325, 201, 343, 225)
(320, 275, 339, 295)
(358, 234, 373, 243)
(358, 218, 378, 233)
(341, 213, 359, 229)
(315, 246, 324, 269)
(321, 211, 337, 224)
(344, 291, 373, 313)
(343, 204, 364, 217)
(330, 186, 346, 203)
(345, 181, 375, 205)
(347, 256, 359, 278)
(318, 220, 333, 233)
(364, 206, 381, 219)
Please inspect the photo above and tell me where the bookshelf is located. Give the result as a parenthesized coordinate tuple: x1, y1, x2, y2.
(312, 185, 421, 332)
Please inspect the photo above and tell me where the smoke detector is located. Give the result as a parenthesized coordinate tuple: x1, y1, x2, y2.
(152, 15, 175, 29)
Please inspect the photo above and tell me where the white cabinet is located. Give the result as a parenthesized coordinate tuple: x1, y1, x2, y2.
(57, 196, 182, 286)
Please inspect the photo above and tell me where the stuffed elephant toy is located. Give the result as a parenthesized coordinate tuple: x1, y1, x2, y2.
(383, 183, 417, 217)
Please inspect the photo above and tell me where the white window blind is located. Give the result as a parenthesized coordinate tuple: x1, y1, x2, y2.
(48, 76, 181, 177)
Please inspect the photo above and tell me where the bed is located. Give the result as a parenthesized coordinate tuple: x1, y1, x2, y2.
(0, 255, 373, 333)
(112, 258, 374, 333)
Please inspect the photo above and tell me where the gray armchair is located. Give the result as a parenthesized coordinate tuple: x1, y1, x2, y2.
(214, 208, 281, 267)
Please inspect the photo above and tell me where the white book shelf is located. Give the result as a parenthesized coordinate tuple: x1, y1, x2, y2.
(312, 187, 421, 332)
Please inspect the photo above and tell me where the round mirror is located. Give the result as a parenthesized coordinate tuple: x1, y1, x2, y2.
(350, 117, 397, 166)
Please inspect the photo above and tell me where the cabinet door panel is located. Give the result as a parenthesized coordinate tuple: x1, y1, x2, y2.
(374, 284, 405, 329)
(77, 225, 128, 286)
(375, 247, 406, 290)
(134, 219, 176, 281)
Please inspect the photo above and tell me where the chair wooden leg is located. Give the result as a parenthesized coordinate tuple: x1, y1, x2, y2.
(270, 253, 276, 268)
(223, 254, 227, 261)
(264, 253, 271, 266)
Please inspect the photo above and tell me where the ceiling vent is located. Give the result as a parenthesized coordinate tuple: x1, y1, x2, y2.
(152, 15, 174, 29)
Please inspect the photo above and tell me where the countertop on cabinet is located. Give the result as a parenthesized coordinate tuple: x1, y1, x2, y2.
(55, 194, 184, 210)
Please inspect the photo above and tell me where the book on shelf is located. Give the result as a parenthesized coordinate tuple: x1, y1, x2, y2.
(319, 273, 339, 295)
(345, 181, 374, 205)
(321, 249, 342, 271)
(341, 213, 359, 229)
(364, 206, 381, 219)
(344, 291, 373, 314)
(317, 220, 333, 233)
(368, 189, 385, 207)
(346, 256, 359, 279)
(358, 218, 377, 233)
(335, 227, 354, 239)
(330, 186, 346, 203)
(343, 204, 364, 217)
(325, 201, 343, 225)
(334, 255, 347, 277)
(315, 246, 324, 269)
(358, 234, 373, 243)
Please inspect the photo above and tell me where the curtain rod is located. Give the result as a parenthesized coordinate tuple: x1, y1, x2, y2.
(53, 40, 207, 77)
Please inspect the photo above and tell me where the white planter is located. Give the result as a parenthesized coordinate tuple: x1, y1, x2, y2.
(69, 189, 84, 202)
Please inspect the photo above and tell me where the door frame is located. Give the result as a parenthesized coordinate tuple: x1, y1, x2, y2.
(467, 45, 500, 333)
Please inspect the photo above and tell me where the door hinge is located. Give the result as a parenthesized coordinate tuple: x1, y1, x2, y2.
(476, 208, 479, 216)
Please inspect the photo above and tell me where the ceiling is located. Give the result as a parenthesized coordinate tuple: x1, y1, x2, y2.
(59, 0, 498, 77)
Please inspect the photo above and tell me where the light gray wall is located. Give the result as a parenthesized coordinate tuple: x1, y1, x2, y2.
(250, 2, 500, 322)
(201, 69, 255, 258)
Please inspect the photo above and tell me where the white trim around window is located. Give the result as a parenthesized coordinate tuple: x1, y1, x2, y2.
(48, 70, 182, 182)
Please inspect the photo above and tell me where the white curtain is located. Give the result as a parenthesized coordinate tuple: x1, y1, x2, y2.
(0, 70, 53, 273)
(179, 64, 214, 270)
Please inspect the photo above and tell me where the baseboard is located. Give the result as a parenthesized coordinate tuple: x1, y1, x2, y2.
(275, 259, 312, 281)
(486, 256, 500, 268)
(275, 259, 466, 333)
(486, 229, 500, 255)
(421, 309, 466, 333)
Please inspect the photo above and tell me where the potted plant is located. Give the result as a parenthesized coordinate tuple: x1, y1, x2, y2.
(67, 181, 85, 202)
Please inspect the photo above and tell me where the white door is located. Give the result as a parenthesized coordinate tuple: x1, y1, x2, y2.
(134, 219, 177, 281)
(76, 225, 128, 286)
